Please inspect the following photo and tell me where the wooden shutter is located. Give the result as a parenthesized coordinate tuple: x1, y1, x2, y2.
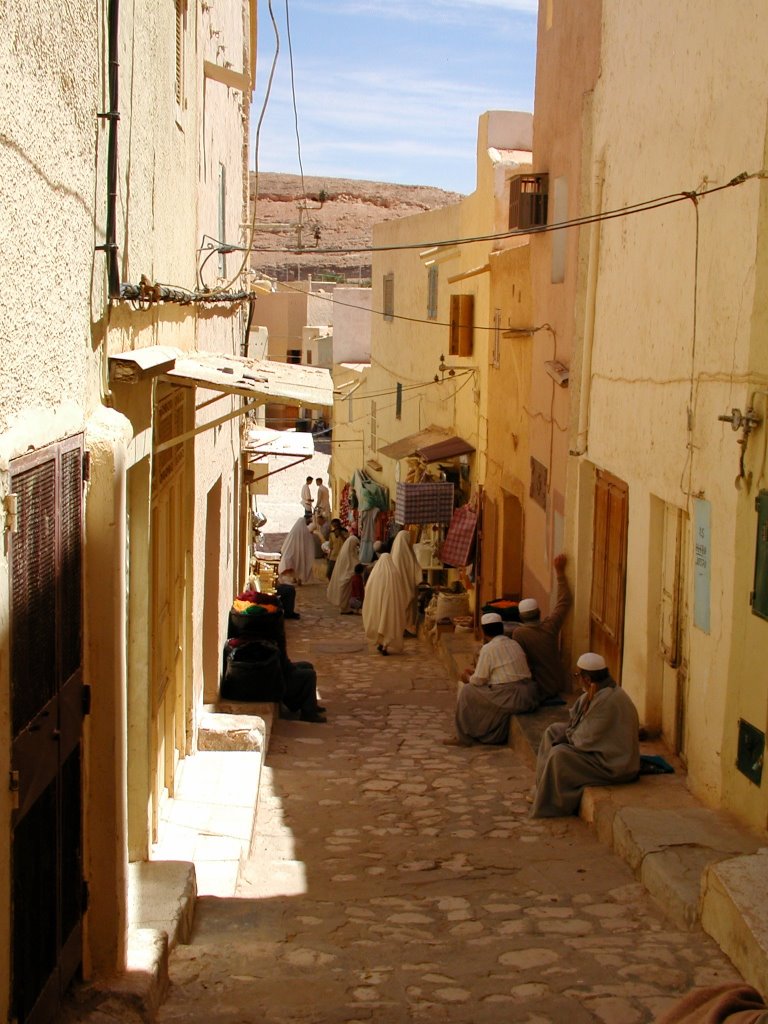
(427, 266, 438, 319)
(752, 491, 768, 619)
(449, 294, 474, 357)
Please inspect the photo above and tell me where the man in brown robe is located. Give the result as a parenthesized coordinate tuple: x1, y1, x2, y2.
(530, 652, 640, 817)
(513, 553, 571, 699)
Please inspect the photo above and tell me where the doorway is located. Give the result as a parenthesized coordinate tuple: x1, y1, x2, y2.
(590, 470, 628, 682)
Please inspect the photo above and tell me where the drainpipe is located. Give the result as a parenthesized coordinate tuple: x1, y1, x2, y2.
(97, 0, 121, 300)
(572, 158, 604, 456)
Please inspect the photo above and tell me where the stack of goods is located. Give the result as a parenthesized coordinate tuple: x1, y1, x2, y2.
(220, 591, 286, 701)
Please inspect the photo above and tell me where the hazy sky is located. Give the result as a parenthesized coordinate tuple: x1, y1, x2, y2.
(252, 0, 538, 195)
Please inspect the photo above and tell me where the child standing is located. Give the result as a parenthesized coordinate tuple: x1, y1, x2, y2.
(349, 563, 366, 614)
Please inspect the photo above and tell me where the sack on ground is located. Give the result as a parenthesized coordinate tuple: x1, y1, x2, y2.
(220, 638, 285, 701)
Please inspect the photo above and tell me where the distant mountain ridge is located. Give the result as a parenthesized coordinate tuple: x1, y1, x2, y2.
(248, 172, 463, 283)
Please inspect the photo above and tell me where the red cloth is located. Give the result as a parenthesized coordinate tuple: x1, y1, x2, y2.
(440, 504, 478, 567)
(350, 573, 365, 602)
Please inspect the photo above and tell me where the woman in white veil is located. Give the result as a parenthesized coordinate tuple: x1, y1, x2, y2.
(327, 534, 360, 613)
(362, 553, 407, 655)
(390, 529, 422, 635)
(278, 516, 317, 584)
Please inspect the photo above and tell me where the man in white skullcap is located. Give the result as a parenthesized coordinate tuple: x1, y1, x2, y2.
(529, 651, 640, 817)
(512, 553, 572, 699)
(443, 612, 540, 746)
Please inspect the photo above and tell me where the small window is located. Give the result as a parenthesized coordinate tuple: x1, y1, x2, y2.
(427, 266, 438, 319)
(286, 349, 301, 365)
(396, 382, 403, 420)
(449, 294, 474, 357)
(509, 173, 548, 230)
(383, 273, 394, 322)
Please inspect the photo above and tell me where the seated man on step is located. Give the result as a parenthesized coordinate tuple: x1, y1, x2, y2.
(530, 652, 640, 817)
(443, 613, 540, 747)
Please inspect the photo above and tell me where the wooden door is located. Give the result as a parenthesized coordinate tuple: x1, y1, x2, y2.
(10, 437, 86, 1024)
(590, 470, 628, 682)
(151, 387, 188, 840)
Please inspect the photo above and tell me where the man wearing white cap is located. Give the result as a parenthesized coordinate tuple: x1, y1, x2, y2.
(443, 612, 540, 746)
(512, 553, 572, 699)
(530, 652, 640, 817)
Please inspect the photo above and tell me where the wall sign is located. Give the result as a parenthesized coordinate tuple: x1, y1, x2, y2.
(693, 498, 711, 634)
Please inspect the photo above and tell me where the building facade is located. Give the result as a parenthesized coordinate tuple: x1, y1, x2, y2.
(566, 0, 768, 828)
(0, 2, 259, 1020)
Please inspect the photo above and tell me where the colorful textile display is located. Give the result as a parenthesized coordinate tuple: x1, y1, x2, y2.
(395, 482, 454, 525)
(440, 504, 478, 567)
(481, 599, 520, 622)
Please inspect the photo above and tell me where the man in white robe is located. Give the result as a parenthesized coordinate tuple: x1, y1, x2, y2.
(530, 652, 640, 818)
(444, 613, 539, 746)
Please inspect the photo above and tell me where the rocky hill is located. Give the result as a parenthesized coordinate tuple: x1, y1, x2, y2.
(248, 172, 463, 283)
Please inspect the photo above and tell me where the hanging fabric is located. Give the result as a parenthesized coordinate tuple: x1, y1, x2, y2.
(440, 503, 478, 567)
(395, 481, 454, 524)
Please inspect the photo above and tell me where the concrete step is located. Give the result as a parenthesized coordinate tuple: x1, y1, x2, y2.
(701, 848, 768, 996)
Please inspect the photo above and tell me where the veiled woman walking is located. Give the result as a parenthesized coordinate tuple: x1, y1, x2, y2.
(327, 533, 360, 614)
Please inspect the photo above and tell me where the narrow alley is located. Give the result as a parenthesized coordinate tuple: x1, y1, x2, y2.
(138, 580, 740, 1024)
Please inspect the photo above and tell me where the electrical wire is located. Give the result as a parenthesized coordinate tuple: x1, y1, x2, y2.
(199, 0, 281, 294)
(266, 275, 551, 334)
(240, 169, 764, 259)
(284, 0, 307, 202)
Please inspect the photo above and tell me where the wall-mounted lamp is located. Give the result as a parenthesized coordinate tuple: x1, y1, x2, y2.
(717, 406, 763, 489)
(544, 360, 570, 387)
(433, 354, 479, 383)
(502, 327, 535, 338)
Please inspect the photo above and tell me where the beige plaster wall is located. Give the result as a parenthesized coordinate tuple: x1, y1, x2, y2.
(360, 113, 532, 509)
(0, 0, 256, 1011)
(482, 246, 533, 607)
(0, 2, 100, 1011)
(258, 291, 309, 361)
(0, 2, 100, 426)
(585, 1, 768, 817)
(330, 364, 368, 500)
(527, 0, 601, 612)
(332, 288, 372, 363)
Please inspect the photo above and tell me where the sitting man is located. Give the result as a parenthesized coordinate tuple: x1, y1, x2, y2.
(512, 552, 572, 700)
(443, 612, 540, 747)
(530, 652, 640, 818)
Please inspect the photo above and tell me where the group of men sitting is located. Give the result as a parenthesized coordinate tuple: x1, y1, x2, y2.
(444, 553, 641, 818)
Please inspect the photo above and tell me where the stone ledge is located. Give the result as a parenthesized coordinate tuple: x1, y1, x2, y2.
(128, 860, 197, 948)
(701, 849, 768, 996)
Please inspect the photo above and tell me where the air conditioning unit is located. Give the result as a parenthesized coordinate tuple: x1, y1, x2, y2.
(509, 173, 549, 230)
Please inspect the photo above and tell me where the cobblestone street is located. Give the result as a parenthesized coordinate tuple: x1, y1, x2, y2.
(152, 580, 742, 1024)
